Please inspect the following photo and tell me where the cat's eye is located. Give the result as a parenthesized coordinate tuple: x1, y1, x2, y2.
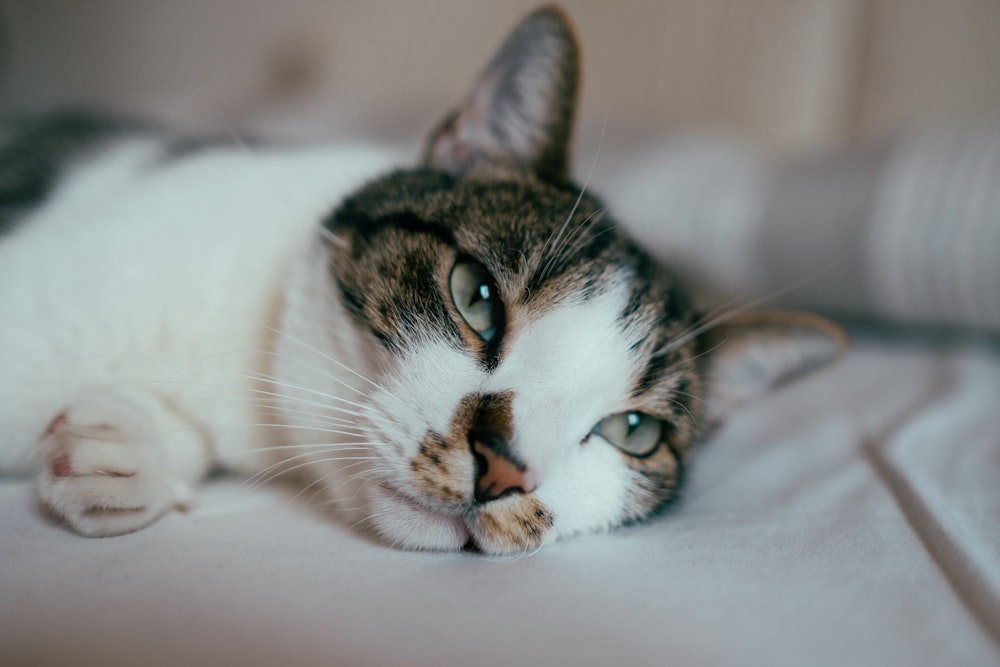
(594, 411, 662, 457)
(449, 261, 503, 342)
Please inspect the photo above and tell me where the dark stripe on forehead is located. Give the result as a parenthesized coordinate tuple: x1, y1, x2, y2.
(327, 210, 456, 250)
(325, 167, 457, 240)
(326, 210, 465, 355)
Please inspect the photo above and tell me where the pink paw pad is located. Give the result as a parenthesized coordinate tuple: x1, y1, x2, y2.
(52, 454, 74, 478)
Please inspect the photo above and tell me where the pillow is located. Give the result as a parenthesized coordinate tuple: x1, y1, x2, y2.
(607, 132, 1000, 333)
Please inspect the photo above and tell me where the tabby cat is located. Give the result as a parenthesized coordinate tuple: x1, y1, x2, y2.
(0, 6, 844, 555)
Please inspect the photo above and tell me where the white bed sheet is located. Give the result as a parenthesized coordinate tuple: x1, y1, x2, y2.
(2, 336, 999, 666)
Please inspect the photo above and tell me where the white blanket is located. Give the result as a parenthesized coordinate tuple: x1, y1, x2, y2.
(3, 335, 998, 666)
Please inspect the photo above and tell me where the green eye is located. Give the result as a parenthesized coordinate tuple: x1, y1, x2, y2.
(594, 411, 662, 457)
(449, 261, 503, 342)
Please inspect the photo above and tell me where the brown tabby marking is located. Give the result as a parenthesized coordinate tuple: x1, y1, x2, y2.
(410, 391, 520, 506)
(622, 446, 684, 519)
(469, 495, 554, 554)
(411, 431, 473, 505)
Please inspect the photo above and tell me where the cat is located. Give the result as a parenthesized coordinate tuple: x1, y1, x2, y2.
(0, 6, 845, 555)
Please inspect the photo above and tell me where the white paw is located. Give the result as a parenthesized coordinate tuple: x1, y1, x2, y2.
(37, 396, 183, 537)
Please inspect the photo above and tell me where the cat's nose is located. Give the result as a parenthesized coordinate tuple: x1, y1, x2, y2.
(470, 433, 536, 504)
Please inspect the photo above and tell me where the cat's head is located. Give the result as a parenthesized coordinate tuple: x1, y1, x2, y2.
(320, 6, 845, 554)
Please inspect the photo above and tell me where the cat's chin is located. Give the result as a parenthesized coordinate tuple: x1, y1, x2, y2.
(366, 483, 470, 552)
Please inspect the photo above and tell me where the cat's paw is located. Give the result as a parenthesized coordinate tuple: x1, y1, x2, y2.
(37, 396, 184, 536)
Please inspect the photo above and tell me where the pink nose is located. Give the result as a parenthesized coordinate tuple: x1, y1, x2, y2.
(472, 438, 536, 504)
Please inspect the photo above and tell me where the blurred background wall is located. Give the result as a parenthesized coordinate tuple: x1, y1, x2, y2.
(1, 0, 998, 159)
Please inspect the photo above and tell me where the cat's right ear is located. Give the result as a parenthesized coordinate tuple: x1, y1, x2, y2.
(696, 311, 848, 425)
(422, 5, 579, 183)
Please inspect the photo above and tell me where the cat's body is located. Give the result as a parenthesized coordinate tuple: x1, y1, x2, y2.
(0, 7, 844, 554)
(0, 127, 399, 527)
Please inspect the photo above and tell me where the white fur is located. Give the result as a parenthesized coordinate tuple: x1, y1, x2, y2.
(493, 287, 640, 542)
(0, 138, 397, 533)
(356, 287, 641, 551)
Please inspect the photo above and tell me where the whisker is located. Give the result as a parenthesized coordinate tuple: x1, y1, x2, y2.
(240, 384, 385, 423)
(226, 445, 375, 491)
(159, 421, 367, 439)
(537, 98, 610, 281)
(645, 335, 726, 384)
(239, 379, 396, 429)
(251, 403, 363, 429)
(236, 442, 377, 486)
(245, 454, 380, 490)
(241, 370, 382, 417)
(229, 441, 374, 455)
(164, 390, 365, 428)
(552, 216, 617, 279)
(350, 507, 399, 532)
(289, 458, 380, 505)
(258, 322, 387, 393)
(254, 349, 377, 399)
(667, 396, 699, 425)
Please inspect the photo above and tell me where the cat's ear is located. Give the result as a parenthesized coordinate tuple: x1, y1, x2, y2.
(697, 311, 848, 423)
(422, 5, 579, 182)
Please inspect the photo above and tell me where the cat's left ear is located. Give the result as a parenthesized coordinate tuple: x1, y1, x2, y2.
(423, 5, 579, 182)
(697, 311, 848, 424)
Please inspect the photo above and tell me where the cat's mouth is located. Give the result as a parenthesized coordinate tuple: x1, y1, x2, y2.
(373, 481, 471, 551)
(373, 481, 553, 555)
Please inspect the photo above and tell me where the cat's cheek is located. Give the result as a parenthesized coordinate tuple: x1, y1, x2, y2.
(407, 431, 475, 507)
(366, 485, 469, 552)
(529, 442, 636, 541)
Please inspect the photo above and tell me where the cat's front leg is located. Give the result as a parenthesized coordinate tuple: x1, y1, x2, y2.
(37, 392, 210, 536)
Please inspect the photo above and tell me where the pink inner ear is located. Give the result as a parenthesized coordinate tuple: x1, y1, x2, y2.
(425, 71, 504, 176)
(425, 111, 467, 173)
(700, 312, 848, 423)
(462, 70, 503, 148)
(421, 6, 578, 180)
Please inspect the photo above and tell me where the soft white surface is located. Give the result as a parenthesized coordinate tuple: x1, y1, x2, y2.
(2, 336, 999, 666)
